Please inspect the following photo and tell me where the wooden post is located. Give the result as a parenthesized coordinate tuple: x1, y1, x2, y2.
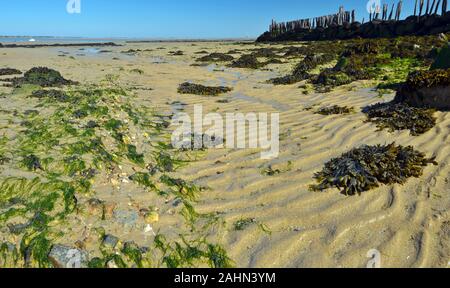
(389, 3, 395, 20)
(396, 0, 403, 20)
(435, 0, 441, 13)
(419, 0, 424, 17)
(443, 0, 448, 14)
(430, 0, 437, 14)
(414, 0, 418, 15)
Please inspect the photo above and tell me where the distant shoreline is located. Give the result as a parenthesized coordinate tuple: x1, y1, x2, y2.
(0, 42, 120, 48)
(126, 39, 255, 43)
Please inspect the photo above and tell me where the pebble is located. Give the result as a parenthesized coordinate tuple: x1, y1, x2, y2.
(102, 234, 119, 249)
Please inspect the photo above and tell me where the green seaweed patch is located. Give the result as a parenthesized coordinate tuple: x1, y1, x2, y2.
(363, 102, 436, 136)
(310, 143, 437, 196)
(0, 81, 233, 268)
(154, 235, 234, 268)
(316, 105, 355, 115)
(178, 82, 232, 96)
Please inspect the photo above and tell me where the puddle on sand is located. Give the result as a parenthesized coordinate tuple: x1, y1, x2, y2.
(170, 101, 187, 114)
(205, 64, 246, 87)
(150, 56, 168, 64)
(205, 64, 280, 88)
(232, 92, 291, 112)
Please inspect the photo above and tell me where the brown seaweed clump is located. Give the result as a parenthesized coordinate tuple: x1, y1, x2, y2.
(311, 143, 437, 196)
(394, 69, 450, 110)
(363, 102, 436, 136)
(270, 53, 336, 85)
(168, 50, 184, 56)
(2, 67, 76, 87)
(196, 53, 234, 63)
(0, 68, 22, 76)
(29, 89, 70, 102)
(178, 82, 232, 96)
(401, 69, 450, 89)
(316, 105, 355, 115)
(229, 54, 264, 69)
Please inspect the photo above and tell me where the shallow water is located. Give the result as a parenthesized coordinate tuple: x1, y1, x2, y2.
(232, 92, 291, 111)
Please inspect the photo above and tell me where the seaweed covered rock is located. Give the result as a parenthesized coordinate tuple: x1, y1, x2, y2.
(311, 143, 437, 196)
(342, 41, 380, 57)
(178, 82, 232, 96)
(313, 69, 353, 87)
(316, 105, 354, 115)
(363, 102, 436, 135)
(24, 67, 74, 87)
(250, 48, 279, 58)
(197, 53, 234, 63)
(270, 53, 335, 85)
(394, 69, 450, 110)
(5, 67, 76, 87)
(431, 44, 450, 70)
(229, 54, 264, 69)
(0, 68, 21, 76)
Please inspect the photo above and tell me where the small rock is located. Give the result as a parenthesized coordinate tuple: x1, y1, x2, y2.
(438, 33, 448, 42)
(140, 208, 159, 224)
(110, 178, 120, 187)
(86, 198, 105, 218)
(113, 209, 139, 227)
(102, 234, 119, 249)
(107, 260, 119, 268)
(145, 211, 159, 224)
(104, 202, 117, 219)
(48, 245, 88, 268)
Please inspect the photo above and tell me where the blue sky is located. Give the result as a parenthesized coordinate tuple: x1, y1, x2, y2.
(0, 0, 417, 38)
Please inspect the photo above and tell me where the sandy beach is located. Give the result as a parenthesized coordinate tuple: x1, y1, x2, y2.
(0, 40, 449, 268)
